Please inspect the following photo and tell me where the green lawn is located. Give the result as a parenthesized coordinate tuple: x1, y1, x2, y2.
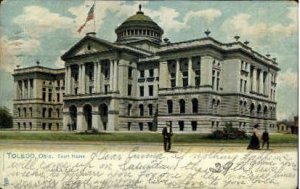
(0, 131, 297, 145)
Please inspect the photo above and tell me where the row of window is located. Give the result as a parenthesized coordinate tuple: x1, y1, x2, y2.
(17, 107, 61, 118)
(118, 29, 161, 38)
(127, 121, 198, 131)
(17, 122, 59, 130)
(139, 85, 154, 97)
(167, 98, 220, 114)
(128, 103, 154, 116)
(212, 70, 221, 91)
(42, 88, 62, 102)
(139, 69, 154, 78)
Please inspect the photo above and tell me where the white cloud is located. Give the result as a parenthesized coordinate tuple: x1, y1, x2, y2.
(54, 50, 67, 68)
(222, 14, 268, 39)
(222, 7, 297, 41)
(0, 36, 40, 72)
(277, 68, 298, 89)
(14, 6, 74, 38)
(184, 9, 222, 23)
(146, 7, 221, 33)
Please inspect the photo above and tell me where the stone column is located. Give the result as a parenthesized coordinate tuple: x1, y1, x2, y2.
(252, 68, 257, 93)
(65, 66, 69, 94)
(267, 72, 271, 97)
(97, 62, 102, 93)
(200, 56, 213, 89)
(175, 59, 181, 87)
(77, 112, 84, 132)
(62, 111, 69, 131)
(107, 99, 118, 131)
(27, 80, 31, 98)
(22, 80, 25, 99)
(259, 71, 264, 94)
(33, 79, 38, 99)
(93, 63, 98, 93)
(109, 60, 114, 92)
(14, 81, 18, 99)
(82, 64, 86, 94)
(78, 65, 82, 94)
(159, 61, 168, 88)
(257, 70, 263, 94)
(92, 107, 100, 131)
(188, 57, 193, 86)
(68, 66, 72, 94)
(113, 60, 118, 91)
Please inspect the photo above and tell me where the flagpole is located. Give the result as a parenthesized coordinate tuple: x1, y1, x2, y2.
(93, 0, 96, 33)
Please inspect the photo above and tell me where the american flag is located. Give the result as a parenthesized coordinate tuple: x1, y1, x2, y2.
(77, 4, 95, 33)
(86, 4, 95, 22)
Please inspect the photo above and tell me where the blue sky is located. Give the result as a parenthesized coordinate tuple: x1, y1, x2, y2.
(0, 0, 298, 120)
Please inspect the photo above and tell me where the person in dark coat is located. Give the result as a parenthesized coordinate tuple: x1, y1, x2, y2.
(162, 122, 173, 152)
(261, 130, 269, 149)
(247, 124, 260, 150)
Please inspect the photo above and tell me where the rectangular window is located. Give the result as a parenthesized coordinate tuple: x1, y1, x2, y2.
(148, 122, 153, 131)
(140, 70, 144, 78)
(140, 86, 144, 97)
(57, 80, 60, 87)
(48, 89, 52, 102)
(191, 121, 197, 131)
(128, 84, 132, 96)
(148, 104, 153, 116)
(105, 69, 109, 79)
(240, 79, 243, 92)
(182, 71, 188, 87)
(170, 72, 176, 88)
(195, 70, 200, 86)
(148, 85, 153, 96)
(57, 93, 60, 102)
(149, 69, 154, 77)
(128, 122, 131, 131)
(89, 86, 93, 94)
(179, 121, 184, 131)
(128, 67, 132, 78)
(104, 85, 109, 94)
(139, 123, 143, 131)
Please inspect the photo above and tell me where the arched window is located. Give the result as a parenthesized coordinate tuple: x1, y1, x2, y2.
(240, 100, 243, 113)
(139, 104, 144, 116)
(167, 100, 173, 114)
(42, 108, 46, 118)
(23, 108, 27, 118)
(56, 108, 60, 118)
(148, 104, 153, 116)
(263, 106, 268, 116)
(257, 104, 261, 114)
(192, 98, 198, 113)
(48, 108, 52, 118)
(29, 107, 32, 117)
(18, 108, 21, 117)
(250, 103, 255, 114)
(128, 104, 132, 116)
(179, 99, 185, 113)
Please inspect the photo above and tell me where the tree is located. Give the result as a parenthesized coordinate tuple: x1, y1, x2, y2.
(0, 107, 13, 128)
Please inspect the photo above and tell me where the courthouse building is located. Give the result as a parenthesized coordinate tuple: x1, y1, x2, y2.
(13, 6, 279, 133)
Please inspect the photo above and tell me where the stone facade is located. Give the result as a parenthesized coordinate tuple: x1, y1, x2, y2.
(12, 7, 279, 133)
(13, 64, 64, 130)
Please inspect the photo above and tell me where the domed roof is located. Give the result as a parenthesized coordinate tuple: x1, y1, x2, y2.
(115, 5, 163, 43)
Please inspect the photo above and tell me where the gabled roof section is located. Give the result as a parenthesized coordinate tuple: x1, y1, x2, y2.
(61, 35, 153, 61)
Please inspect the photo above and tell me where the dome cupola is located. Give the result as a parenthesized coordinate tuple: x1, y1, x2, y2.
(115, 5, 164, 43)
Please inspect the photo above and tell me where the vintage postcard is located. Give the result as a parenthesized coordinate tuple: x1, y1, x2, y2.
(0, 0, 298, 189)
